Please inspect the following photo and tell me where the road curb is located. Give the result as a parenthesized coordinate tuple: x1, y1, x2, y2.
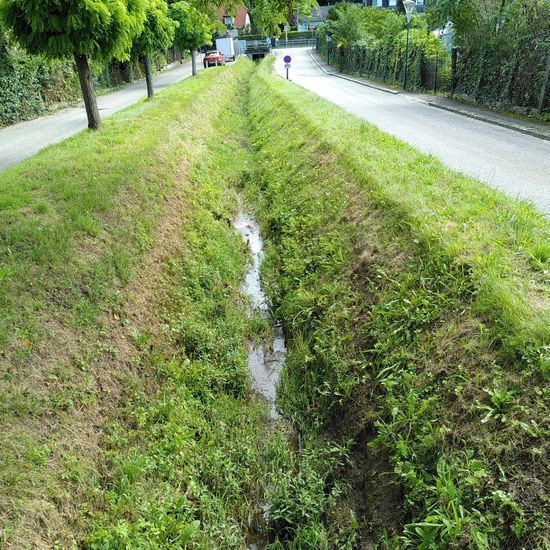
(308, 49, 550, 142)
(426, 102, 550, 142)
(307, 50, 399, 95)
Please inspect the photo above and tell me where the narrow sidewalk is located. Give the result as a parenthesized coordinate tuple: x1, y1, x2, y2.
(308, 49, 550, 142)
(0, 56, 201, 172)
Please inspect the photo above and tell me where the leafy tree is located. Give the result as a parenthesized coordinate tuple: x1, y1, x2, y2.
(249, 0, 317, 36)
(184, 0, 234, 29)
(0, 23, 44, 125)
(169, 1, 213, 76)
(286, 0, 318, 27)
(133, 0, 176, 98)
(362, 6, 402, 39)
(426, 0, 484, 48)
(0, 0, 147, 130)
(251, 0, 287, 36)
(328, 3, 364, 47)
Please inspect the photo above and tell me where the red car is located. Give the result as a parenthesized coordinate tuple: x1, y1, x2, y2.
(203, 50, 225, 68)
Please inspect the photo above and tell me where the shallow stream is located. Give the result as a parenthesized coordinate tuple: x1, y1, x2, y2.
(234, 208, 286, 419)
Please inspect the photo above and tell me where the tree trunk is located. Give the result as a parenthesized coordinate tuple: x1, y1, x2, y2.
(191, 48, 197, 76)
(109, 60, 122, 86)
(74, 53, 101, 130)
(141, 55, 154, 99)
(120, 61, 132, 84)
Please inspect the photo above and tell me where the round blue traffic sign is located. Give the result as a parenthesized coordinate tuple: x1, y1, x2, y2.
(283, 55, 292, 63)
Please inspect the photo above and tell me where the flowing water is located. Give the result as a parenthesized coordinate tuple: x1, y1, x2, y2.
(234, 208, 286, 419)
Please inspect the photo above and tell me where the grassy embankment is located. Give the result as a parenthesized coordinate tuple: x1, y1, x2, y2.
(0, 57, 353, 550)
(245, 58, 549, 548)
(83, 61, 348, 550)
(0, 59, 229, 546)
(1, 52, 548, 549)
(0, 59, 263, 548)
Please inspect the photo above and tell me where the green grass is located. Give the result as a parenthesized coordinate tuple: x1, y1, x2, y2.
(84, 138, 268, 548)
(257, 61, 550, 357)
(0, 60, 248, 547)
(0, 58, 356, 549)
(243, 57, 549, 548)
(81, 62, 357, 549)
(1, 52, 549, 550)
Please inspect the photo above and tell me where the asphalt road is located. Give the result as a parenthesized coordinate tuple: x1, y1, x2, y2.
(0, 58, 201, 172)
(274, 48, 550, 215)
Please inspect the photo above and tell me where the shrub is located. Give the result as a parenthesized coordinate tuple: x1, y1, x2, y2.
(0, 29, 44, 125)
(280, 30, 316, 40)
(317, 7, 450, 92)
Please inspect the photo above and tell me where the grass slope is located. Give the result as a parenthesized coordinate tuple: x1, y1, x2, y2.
(83, 69, 269, 547)
(0, 58, 356, 550)
(0, 60, 255, 547)
(245, 58, 549, 549)
(1, 53, 548, 550)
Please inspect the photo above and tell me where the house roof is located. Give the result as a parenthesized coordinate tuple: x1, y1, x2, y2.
(219, 4, 249, 29)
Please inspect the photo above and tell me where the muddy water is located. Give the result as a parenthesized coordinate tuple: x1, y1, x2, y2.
(234, 209, 286, 419)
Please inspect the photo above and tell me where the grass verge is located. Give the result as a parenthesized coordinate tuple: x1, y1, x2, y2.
(244, 57, 549, 549)
(0, 59, 252, 548)
(83, 75, 268, 545)
(2, 52, 548, 550)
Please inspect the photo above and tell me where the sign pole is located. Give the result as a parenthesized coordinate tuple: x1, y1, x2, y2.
(283, 55, 292, 81)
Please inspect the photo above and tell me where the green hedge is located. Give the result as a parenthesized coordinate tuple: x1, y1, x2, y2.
(0, 43, 45, 125)
(318, 2, 549, 114)
(0, 26, 87, 126)
(316, 10, 450, 93)
(240, 30, 315, 41)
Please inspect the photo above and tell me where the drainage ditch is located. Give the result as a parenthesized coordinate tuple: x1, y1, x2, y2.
(234, 207, 287, 419)
(234, 203, 290, 548)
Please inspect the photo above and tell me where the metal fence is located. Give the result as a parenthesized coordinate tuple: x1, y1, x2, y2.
(316, 39, 451, 94)
(274, 39, 317, 48)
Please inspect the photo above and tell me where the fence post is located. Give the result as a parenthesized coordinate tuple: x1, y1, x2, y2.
(538, 51, 550, 115)
(451, 47, 458, 97)
(434, 48, 439, 93)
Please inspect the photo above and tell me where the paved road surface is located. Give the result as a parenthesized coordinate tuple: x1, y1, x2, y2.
(274, 48, 550, 215)
(0, 58, 201, 171)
